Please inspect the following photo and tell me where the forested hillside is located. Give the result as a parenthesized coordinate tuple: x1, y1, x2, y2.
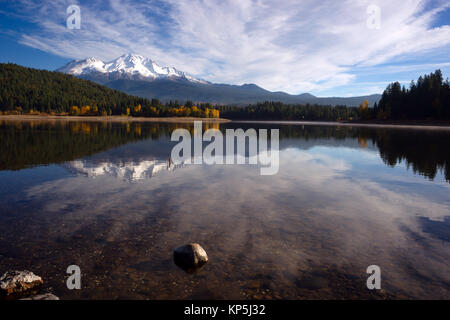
(0, 63, 219, 118)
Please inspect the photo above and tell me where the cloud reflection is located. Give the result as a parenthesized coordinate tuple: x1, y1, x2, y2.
(22, 146, 450, 298)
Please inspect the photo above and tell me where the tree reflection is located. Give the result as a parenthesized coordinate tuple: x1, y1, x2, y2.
(1, 120, 449, 182)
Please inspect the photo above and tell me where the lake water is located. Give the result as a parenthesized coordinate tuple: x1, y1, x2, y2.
(0, 120, 449, 299)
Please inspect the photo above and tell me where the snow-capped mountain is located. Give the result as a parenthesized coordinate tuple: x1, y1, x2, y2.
(57, 53, 207, 84)
(56, 53, 381, 106)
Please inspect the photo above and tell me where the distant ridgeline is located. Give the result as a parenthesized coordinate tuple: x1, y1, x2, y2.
(359, 70, 450, 120)
(0, 63, 219, 118)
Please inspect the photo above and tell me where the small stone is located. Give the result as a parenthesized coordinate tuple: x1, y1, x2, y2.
(21, 293, 59, 300)
(174, 243, 208, 273)
(0, 270, 44, 300)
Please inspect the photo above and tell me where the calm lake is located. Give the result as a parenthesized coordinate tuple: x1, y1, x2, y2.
(0, 120, 449, 299)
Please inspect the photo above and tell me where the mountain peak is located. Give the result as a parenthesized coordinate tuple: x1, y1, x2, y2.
(297, 93, 316, 98)
(57, 54, 206, 83)
(85, 57, 102, 62)
(119, 53, 141, 58)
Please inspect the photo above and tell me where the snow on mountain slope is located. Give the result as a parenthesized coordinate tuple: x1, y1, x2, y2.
(57, 53, 207, 83)
(58, 57, 106, 75)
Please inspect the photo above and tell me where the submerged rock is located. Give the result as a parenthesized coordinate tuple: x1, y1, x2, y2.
(21, 293, 59, 300)
(174, 243, 209, 273)
(0, 270, 43, 300)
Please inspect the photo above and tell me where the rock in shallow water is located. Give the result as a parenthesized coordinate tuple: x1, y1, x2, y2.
(174, 243, 208, 273)
(0, 270, 43, 300)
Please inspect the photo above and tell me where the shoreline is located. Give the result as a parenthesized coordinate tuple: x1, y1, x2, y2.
(233, 120, 450, 130)
(1, 115, 450, 130)
(0, 115, 231, 123)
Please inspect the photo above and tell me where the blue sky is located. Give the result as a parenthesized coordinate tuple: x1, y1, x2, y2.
(0, 0, 449, 97)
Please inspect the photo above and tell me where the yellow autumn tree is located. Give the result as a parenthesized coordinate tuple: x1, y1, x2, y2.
(134, 104, 142, 114)
(191, 106, 201, 117)
(358, 100, 371, 120)
(149, 106, 159, 116)
(80, 105, 91, 115)
(211, 109, 220, 118)
(70, 106, 80, 115)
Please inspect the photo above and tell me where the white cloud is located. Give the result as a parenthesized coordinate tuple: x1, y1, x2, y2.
(13, 0, 450, 93)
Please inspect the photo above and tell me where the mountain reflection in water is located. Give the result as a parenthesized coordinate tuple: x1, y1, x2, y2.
(66, 160, 179, 181)
(1, 120, 449, 182)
